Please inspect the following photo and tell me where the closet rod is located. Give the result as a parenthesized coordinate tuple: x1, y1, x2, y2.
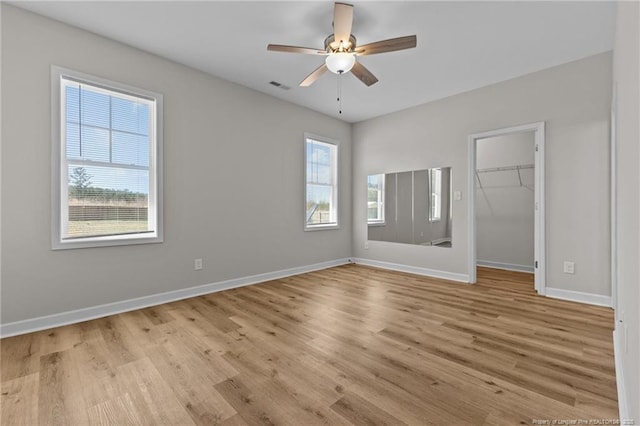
(475, 164, 534, 174)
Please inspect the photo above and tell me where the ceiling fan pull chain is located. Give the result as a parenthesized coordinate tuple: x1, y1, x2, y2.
(337, 71, 343, 115)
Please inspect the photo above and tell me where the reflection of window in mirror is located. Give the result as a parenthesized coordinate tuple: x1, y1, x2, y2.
(367, 174, 385, 225)
(429, 168, 442, 222)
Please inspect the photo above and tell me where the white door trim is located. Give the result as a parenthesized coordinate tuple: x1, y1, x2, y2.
(468, 121, 546, 295)
(610, 86, 617, 315)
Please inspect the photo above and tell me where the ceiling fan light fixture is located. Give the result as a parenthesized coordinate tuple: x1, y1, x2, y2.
(325, 52, 356, 74)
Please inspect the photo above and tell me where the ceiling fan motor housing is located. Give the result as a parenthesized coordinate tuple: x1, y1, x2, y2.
(324, 34, 357, 52)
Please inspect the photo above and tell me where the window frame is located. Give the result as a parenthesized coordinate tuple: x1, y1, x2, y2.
(303, 133, 339, 231)
(367, 174, 385, 226)
(51, 66, 164, 250)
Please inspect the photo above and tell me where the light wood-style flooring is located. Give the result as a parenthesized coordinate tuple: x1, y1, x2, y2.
(1, 265, 617, 425)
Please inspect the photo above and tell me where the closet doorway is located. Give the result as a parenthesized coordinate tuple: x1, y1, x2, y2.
(468, 122, 546, 294)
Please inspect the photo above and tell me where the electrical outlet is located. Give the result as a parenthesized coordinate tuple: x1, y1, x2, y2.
(364, 241, 369, 249)
(194, 258, 203, 270)
(563, 261, 575, 274)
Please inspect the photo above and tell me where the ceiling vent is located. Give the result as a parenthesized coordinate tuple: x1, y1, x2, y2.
(269, 81, 291, 90)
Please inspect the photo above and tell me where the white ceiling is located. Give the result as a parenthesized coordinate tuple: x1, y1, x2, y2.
(12, 1, 616, 123)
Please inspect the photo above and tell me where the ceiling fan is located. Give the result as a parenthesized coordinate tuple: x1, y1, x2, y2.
(267, 2, 417, 87)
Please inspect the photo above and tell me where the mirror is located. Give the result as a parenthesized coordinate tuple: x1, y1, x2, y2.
(367, 167, 452, 247)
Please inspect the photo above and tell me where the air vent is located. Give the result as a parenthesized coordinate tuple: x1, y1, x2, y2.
(269, 81, 291, 90)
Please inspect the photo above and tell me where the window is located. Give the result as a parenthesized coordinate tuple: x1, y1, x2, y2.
(52, 67, 163, 249)
(304, 135, 338, 230)
(429, 168, 442, 222)
(367, 174, 385, 224)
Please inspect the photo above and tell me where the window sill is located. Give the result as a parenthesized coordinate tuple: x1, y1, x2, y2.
(52, 233, 163, 250)
(367, 222, 386, 227)
(304, 223, 339, 232)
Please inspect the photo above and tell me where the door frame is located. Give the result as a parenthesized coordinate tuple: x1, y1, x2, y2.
(610, 87, 618, 315)
(468, 121, 546, 294)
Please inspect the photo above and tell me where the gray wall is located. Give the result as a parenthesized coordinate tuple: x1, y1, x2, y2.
(353, 52, 612, 297)
(476, 132, 535, 269)
(613, 1, 639, 420)
(0, 4, 3, 319)
(0, 5, 352, 324)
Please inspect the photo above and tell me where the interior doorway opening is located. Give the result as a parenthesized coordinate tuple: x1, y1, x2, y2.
(468, 122, 546, 294)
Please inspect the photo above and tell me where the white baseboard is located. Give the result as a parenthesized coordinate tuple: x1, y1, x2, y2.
(477, 260, 534, 273)
(0, 258, 351, 338)
(544, 287, 612, 307)
(613, 327, 631, 423)
(352, 258, 469, 283)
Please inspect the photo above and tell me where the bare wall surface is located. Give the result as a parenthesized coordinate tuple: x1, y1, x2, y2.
(476, 132, 535, 269)
(613, 1, 640, 420)
(0, 5, 352, 324)
(353, 51, 612, 297)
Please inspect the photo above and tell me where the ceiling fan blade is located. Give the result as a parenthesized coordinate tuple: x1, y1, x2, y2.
(355, 35, 417, 56)
(300, 64, 329, 87)
(351, 61, 378, 86)
(267, 44, 326, 55)
(333, 2, 354, 47)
